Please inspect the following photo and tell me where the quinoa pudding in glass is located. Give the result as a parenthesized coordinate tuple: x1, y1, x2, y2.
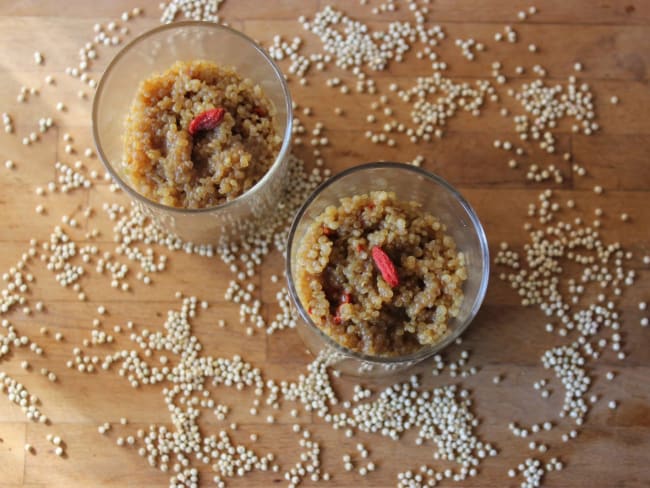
(123, 59, 281, 208)
(294, 190, 467, 357)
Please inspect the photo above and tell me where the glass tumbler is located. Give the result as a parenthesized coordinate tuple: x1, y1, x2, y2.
(286, 163, 490, 377)
(93, 22, 292, 245)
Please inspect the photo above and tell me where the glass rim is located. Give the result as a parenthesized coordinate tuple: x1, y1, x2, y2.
(92, 21, 293, 215)
(285, 162, 491, 365)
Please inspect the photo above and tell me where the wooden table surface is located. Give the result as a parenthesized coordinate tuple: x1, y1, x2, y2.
(0, 1, 649, 487)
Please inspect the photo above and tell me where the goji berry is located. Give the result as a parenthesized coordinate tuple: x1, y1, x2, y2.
(371, 246, 399, 288)
(252, 106, 267, 117)
(188, 107, 225, 136)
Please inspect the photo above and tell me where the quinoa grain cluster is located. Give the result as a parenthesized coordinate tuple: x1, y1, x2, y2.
(296, 191, 467, 356)
(123, 60, 281, 208)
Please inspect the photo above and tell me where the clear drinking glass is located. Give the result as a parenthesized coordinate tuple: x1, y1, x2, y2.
(286, 163, 490, 377)
(93, 22, 292, 245)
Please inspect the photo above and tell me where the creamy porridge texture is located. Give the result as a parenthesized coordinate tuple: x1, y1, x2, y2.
(296, 191, 467, 356)
(123, 60, 281, 208)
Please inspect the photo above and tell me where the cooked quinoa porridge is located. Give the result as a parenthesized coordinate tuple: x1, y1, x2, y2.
(123, 60, 281, 208)
(296, 191, 467, 356)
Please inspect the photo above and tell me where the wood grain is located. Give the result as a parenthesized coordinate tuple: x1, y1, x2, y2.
(0, 1, 649, 487)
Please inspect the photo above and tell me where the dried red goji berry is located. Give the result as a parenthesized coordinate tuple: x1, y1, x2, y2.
(321, 225, 334, 236)
(371, 246, 399, 288)
(188, 108, 225, 136)
(356, 243, 365, 253)
(252, 106, 267, 117)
